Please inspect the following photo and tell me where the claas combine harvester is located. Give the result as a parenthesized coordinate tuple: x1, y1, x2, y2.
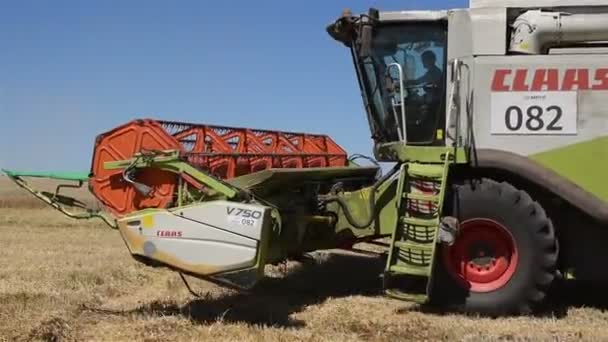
(5, 0, 608, 316)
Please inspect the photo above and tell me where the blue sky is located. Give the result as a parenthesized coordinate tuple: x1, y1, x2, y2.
(0, 0, 466, 171)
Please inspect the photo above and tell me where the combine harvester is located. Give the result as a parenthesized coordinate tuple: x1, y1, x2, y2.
(5, 0, 608, 316)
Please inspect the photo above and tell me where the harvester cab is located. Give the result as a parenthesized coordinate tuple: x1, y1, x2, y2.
(327, 8, 449, 147)
(4, 0, 608, 317)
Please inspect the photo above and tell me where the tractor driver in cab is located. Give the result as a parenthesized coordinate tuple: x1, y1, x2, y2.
(402, 49, 444, 143)
(406, 50, 443, 87)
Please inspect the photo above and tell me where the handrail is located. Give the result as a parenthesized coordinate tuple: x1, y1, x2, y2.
(446, 58, 462, 146)
(386, 63, 407, 143)
(446, 58, 474, 163)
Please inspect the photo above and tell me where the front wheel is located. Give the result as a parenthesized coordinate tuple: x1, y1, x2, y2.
(432, 178, 558, 316)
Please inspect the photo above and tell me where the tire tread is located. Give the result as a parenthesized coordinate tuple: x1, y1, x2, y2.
(433, 178, 558, 316)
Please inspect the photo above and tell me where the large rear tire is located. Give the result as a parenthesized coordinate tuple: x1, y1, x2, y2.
(432, 178, 558, 316)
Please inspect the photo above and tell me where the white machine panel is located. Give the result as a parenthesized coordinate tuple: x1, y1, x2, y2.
(472, 54, 608, 155)
(151, 236, 255, 267)
(118, 201, 272, 275)
(177, 200, 268, 241)
(470, 0, 608, 8)
(142, 211, 257, 247)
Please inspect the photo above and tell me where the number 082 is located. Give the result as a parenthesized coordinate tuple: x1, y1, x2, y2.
(504, 105, 563, 132)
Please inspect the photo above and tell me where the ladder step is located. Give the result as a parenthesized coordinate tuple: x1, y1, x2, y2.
(385, 289, 428, 304)
(393, 241, 433, 253)
(407, 163, 445, 179)
(402, 217, 439, 227)
(405, 192, 439, 202)
(389, 265, 431, 277)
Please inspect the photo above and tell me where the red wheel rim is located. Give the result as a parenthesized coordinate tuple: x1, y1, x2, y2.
(442, 218, 518, 293)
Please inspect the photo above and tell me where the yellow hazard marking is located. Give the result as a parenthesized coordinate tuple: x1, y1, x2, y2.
(436, 129, 444, 140)
(142, 215, 155, 228)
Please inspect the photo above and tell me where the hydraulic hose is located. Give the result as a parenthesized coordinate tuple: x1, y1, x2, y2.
(321, 163, 401, 229)
(348, 154, 382, 177)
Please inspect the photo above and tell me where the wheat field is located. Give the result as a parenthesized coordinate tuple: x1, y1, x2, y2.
(2, 177, 608, 341)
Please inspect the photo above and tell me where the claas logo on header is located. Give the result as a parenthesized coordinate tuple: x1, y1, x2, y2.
(157, 230, 183, 238)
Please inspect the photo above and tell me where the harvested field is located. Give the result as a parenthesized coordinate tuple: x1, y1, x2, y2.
(2, 177, 608, 341)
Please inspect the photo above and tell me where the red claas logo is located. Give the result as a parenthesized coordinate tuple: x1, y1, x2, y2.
(492, 68, 608, 92)
(157, 230, 183, 238)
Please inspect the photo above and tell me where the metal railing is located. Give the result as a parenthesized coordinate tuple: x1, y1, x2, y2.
(386, 63, 408, 143)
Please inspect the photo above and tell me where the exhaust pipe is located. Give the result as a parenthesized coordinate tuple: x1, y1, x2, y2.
(509, 10, 608, 54)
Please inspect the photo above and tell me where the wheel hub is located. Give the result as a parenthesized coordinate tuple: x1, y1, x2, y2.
(442, 218, 519, 293)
